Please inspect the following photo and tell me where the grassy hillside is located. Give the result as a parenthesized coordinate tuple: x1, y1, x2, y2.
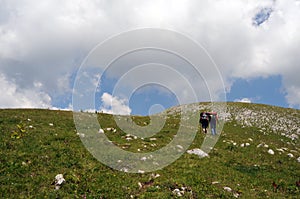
(0, 103, 299, 198)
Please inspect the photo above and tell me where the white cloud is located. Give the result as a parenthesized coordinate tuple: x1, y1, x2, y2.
(234, 98, 252, 103)
(285, 86, 300, 109)
(100, 92, 131, 115)
(0, 0, 299, 109)
(0, 73, 51, 108)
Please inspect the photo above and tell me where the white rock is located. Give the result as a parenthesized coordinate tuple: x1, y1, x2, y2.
(121, 168, 128, 172)
(233, 192, 240, 198)
(151, 173, 160, 178)
(98, 129, 104, 134)
(257, 143, 263, 148)
(77, 133, 85, 138)
(138, 182, 143, 189)
(172, 188, 183, 197)
(55, 174, 65, 185)
(297, 157, 300, 163)
(268, 149, 274, 155)
(240, 143, 245, 147)
(138, 170, 145, 174)
(223, 187, 232, 192)
(141, 157, 147, 161)
(287, 153, 294, 158)
(176, 145, 184, 150)
(150, 138, 157, 141)
(276, 148, 284, 153)
(187, 148, 209, 158)
(49, 123, 54, 126)
(54, 174, 65, 189)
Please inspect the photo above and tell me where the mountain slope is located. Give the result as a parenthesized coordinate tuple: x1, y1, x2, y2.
(0, 103, 299, 198)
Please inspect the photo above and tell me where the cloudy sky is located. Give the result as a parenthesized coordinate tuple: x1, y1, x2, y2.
(0, 0, 299, 115)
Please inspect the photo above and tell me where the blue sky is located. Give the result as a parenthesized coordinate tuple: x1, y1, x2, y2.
(0, 0, 299, 115)
(227, 75, 288, 107)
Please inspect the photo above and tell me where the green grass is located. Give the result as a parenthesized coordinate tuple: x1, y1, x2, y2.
(0, 103, 299, 198)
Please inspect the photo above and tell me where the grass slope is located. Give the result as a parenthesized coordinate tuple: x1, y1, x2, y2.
(0, 103, 299, 198)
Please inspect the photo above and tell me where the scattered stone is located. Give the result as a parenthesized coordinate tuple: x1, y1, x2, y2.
(98, 129, 104, 134)
(152, 161, 159, 166)
(233, 192, 240, 198)
(54, 174, 65, 190)
(150, 138, 157, 141)
(257, 143, 263, 148)
(141, 157, 147, 161)
(297, 157, 300, 163)
(268, 149, 274, 155)
(212, 181, 220, 184)
(187, 148, 209, 158)
(138, 182, 143, 189)
(151, 173, 160, 178)
(287, 153, 294, 158)
(276, 148, 284, 153)
(120, 168, 129, 172)
(257, 143, 269, 148)
(240, 143, 250, 147)
(138, 170, 145, 174)
(223, 186, 232, 192)
(49, 123, 54, 126)
(76, 133, 85, 138)
(172, 188, 184, 197)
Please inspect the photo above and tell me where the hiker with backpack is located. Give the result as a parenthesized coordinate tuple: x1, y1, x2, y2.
(199, 112, 211, 134)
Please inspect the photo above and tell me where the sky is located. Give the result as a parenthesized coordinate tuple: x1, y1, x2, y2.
(0, 0, 300, 115)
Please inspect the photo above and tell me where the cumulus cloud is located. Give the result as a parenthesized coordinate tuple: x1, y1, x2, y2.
(100, 92, 131, 115)
(0, 73, 51, 108)
(0, 0, 299, 109)
(285, 86, 300, 109)
(234, 98, 252, 103)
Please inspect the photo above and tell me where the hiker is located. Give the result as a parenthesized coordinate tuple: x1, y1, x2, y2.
(199, 112, 211, 134)
(208, 112, 218, 135)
